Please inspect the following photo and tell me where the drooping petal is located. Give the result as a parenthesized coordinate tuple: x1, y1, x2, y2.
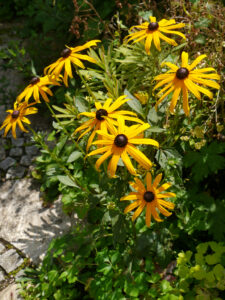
(107, 151, 121, 177)
(121, 151, 137, 175)
(145, 203, 151, 227)
(145, 34, 153, 54)
(158, 32, 177, 46)
(153, 31, 161, 51)
(169, 86, 181, 113)
(151, 205, 163, 222)
(182, 84, 190, 116)
(158, 199, 175, 210)
(124, 200, 142, 214)
(184, 78, 201, 99)
(126, 145, 152, 170)
(132, 202, 146, 221)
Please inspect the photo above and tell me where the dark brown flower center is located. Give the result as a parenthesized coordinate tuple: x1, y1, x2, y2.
(61, 48, 72, 58)
(144, 191, 155, 202)
(176, 67, 189, 80)
(114, 134, 128, 148)
(30, 77, 40, 85)
(11, 110, 20, 119)
(96, 109, 108, 121)
(148, 22, 159, 31)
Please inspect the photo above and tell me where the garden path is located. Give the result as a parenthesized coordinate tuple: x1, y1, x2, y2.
(0, 21, 71, 299)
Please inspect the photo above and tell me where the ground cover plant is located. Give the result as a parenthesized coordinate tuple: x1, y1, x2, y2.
(1, 0, 225, 299)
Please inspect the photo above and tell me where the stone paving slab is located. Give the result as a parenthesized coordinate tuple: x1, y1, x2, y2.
(0, 249, 24, 274)
(0, 178, 71, 264)
(0, 283, 22, 300)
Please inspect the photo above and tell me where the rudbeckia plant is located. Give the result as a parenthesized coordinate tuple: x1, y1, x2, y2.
(0, 102, 38, 138)
(74, 95, 144, 151)
(125, 16, 185, 54)
(44, 40, 100, 86)
(121, 172, 175, 227)
(87, 116, 159, 177)
(153, 51, 220, 115)
(2, 8, 224, 299)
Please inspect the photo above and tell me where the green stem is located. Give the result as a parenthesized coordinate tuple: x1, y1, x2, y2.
(28, 125, 90, 194)
(76, 68, 98, 102)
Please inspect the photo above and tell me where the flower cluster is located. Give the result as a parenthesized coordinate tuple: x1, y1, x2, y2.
(0, 40, 100, 138)
(1, 13, 221, 228)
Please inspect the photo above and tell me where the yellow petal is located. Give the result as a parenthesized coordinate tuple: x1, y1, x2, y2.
(153, 31, 161, 51)
(181, 52, 189, 68)
(153, 173, 163, 188)
(189, 54, 207, 70)
(146, 172, 152, 191)
(129, 138, 159, 148)
(121, 151, 137, 175)
(124, 200, 142, 214)
(132, 202, 146, 221)
(145, 203, 151, 227)
(145, 34, 153, 54)
(107, 152, 120, 177)
(158, 199, 175, 210)
(169, 86, 181, 113)
(182, 84, 190, 116)
(184, 78, 201, 100)
(158, 32, 177, 46)
(151, 205, 163, 222)
(126, 144, 152, 170)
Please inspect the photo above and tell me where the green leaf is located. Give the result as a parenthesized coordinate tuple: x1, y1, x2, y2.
(194, 18, 211, 28)
(124, 89, 144, 117)
(124, 280, 139, 297)
(55, 135, 68, 156)
(160, 280, 172, 292)
(75, 96, 88, 113)
(213, 264, 225, 280)
(139, 10, 153, 21)
(67, 151, 82, 163)
(57, 175, 79, 188)
(184, 142, 225, 182)
(48, 270, 58, 283)
(196, 243, 208, 255)
(195, 34, 206, 45)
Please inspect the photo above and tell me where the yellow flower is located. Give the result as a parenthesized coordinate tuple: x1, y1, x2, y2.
(121, 172, 175, 227)
(44, 40, 101, 86)
(153, 51, 220, 116)
(16, 75, 60, 103)
(125, 16, 185, 54)
(0, 102, 38, 138)
(74, 95, 144, 151)
(87, 116, 159, 177)
(134, 92, 149, 104)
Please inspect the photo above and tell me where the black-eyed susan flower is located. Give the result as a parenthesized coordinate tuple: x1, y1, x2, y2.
(121, 172, 175, 227)
(0, 102, 38, 138)
(44, 40, 101, 86)
(125, 16, 185, 54)
(87, 116, 159, 177)
(153, 51, 220, 116)
(16, 75, 60, 104)
(74, 95, 144, 151)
